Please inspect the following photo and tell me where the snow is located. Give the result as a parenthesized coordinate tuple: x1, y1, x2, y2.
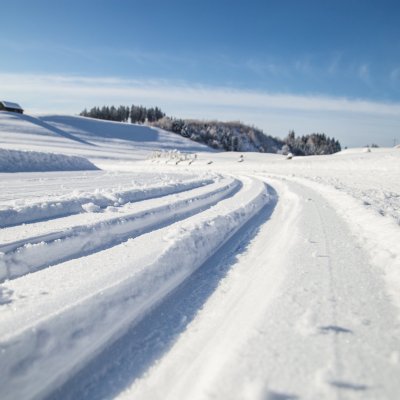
(81, 202, 101, 212)
(0, 172, 214, 227)
(1, 112, 400, 400)
(0, 176, 238, 281)
(0, 148, 98, 172)
(0, 112, 212, 165)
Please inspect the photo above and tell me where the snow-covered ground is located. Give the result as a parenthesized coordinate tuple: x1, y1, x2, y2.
(0, 148, 98, 172)
(0, 110, 399, 400)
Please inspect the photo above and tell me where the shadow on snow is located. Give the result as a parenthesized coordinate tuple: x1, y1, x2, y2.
(13, 114, 95, 146)
(39, 115, 159, 143)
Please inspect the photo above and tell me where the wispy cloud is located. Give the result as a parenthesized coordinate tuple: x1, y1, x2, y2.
(241, 54, 382, 89)
(327, 52, 342, 75)
(243, 57, 314, 79)
(0, 72, 399, 147)
(358, 63, 371, 85)
(244, 59, 285, 77)
(390, 67, 400, 82)
(1, 72, 397, 114)
(0, 38, 192, 70)
(294, 57, 313, 75)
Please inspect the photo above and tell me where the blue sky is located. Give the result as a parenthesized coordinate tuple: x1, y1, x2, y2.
(1, 0, 400, 147)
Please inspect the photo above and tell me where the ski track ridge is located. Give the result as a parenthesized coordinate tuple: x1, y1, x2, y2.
(0, 174, 270, 400)
(0, 176, 216, 228)
(0, 177, 240, 282)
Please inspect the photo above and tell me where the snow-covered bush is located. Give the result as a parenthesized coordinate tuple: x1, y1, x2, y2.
(153, 118, 284, 153)
(284, 130, 341, 155)
(149, 149, 197, 165)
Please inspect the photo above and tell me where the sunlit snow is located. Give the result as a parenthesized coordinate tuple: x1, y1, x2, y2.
(0, 110, 399, 400)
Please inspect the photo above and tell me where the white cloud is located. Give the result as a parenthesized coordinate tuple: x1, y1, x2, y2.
(0, 72, 399, 147)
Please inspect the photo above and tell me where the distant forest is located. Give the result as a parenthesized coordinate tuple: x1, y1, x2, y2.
(153, 117, 284, 153)
(283, 130, 341, 156)
(79, 105, 341, 155)
(80, 105, 165, 123)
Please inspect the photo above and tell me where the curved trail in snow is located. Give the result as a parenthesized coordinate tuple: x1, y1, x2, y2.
(0, 175, 215, 228)
(46, 184, 280, 400)
(52, 176, 400, 400)
(0, 177, 239, 281)
(2, 112, 400, 400)
(0, 174, 269, 400)
(109, 177, 400, 400)
(1, 171, 399, 400)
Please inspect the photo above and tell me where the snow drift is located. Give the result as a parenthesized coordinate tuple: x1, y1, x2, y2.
(0, 148, 98, 172)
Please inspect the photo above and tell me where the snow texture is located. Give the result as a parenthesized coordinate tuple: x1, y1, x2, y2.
(0, 112, 399, 400)
(0, 175, 215, 227)
(0, 148, 98, 172)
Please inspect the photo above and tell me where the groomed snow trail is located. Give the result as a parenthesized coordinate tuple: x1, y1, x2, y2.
(19, 176, 400, 400)
(0, 172, 269, 400)
(0, 172, 215, 227)
(113, 177, 400, 400)
(0, 176, 239, 281)
(2, 111, 400, 399)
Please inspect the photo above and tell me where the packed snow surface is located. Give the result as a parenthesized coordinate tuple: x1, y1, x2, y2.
(0, 111, 400, 400)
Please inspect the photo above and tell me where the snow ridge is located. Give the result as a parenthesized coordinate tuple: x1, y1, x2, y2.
(0, 177, 215, 227)
(0, 177, 239, 281)
(0, 175, 269, 400)
(0, 148, 98, 173)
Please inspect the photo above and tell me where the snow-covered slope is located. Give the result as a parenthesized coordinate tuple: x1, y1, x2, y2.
(1, 112, 400, 400)
(0, 111, 213, 168)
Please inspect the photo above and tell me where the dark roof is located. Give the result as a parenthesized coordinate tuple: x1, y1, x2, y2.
(0, 101, 23, 110)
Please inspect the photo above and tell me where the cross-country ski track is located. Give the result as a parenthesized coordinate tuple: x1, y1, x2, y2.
(1, 112, 400, 400)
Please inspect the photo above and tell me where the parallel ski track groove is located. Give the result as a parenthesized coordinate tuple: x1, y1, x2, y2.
(0, 177, 240, 282)
(0, 177, 216, 228)
(0, 175, 269, 400)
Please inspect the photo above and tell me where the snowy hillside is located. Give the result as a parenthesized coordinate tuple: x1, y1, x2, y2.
(1, 111, 400, 400)
(0, 111, 213, 169)
(153, 118, 285, 153)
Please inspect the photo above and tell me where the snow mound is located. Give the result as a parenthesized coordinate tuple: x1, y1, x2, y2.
(0, 148, 98, 173)
(81, 202, 101, 213)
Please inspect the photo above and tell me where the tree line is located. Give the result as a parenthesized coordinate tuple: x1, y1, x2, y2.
(80, 105, 165, 123)
(283, 130, 341, 155)
(79, 105, 342, 155)
(154, 117, 284, 153)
